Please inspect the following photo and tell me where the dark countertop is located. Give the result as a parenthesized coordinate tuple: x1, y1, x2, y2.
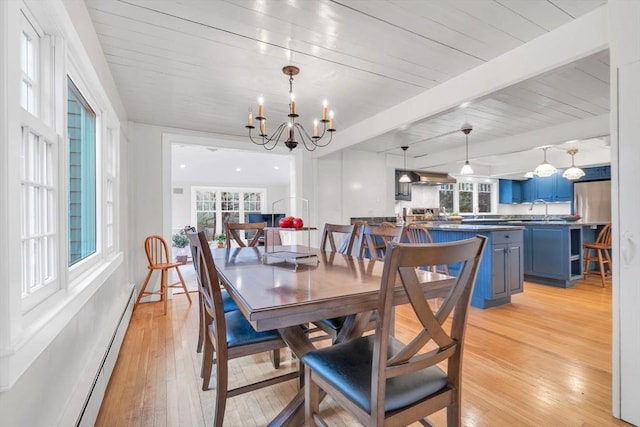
(424, 224, 524, 232)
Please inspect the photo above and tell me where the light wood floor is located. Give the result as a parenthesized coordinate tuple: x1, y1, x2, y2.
(96, 276, 630, 426)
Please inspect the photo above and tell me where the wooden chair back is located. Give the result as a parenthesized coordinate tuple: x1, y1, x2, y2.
(320, 223, 356, 254)
(224, 222, 266, 248)
(405, 223, 449, 274)
(371, 236, 487, 424)
(596, 223, 612, 247)
(359, 223, 404, 260)
(303, 236, 487, 426)
(144, 234, 172, 266)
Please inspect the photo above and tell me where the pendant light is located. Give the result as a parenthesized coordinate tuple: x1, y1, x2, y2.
(460, 124, 473, 175)
(533, 146, 557, 177)
(562, 148, 585, 180)
(399, 146, 411, 183)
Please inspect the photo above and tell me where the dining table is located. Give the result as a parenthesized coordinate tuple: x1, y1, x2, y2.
(212, 244, 455, 426)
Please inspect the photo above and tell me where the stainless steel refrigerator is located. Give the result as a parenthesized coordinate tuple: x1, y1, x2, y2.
(573, 180, 611, 223)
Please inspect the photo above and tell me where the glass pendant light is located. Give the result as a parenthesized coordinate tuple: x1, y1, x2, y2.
(460, 124, 473, 175)
(533, 147, 557, 177)
(562, 148, 585, 180)
(399, 146, 411, 183)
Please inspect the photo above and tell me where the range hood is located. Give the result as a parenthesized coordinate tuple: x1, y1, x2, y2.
(412, 171, 457, 185)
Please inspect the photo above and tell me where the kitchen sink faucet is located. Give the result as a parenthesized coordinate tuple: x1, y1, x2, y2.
(529, 198, 549, 221)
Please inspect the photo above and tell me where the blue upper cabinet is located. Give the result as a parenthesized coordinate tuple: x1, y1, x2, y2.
(576, 165, 611, 182)
(500, 172, 574, 204)
(534, 176, 554, 200)
(499, 179, 522, 203)
(554, 172, 574, 202)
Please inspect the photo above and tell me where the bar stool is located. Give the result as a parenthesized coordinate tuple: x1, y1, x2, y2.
(583, 223, 612, 286)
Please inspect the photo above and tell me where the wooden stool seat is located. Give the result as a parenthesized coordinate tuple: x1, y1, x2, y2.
(583, 224, 612, 287)
(136, 234, 192, 314)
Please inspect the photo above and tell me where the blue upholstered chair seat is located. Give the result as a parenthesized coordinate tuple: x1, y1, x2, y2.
(221, 310, 282, 348)
(315, 316, 346, 331)
(301, 335, 448, 413)
(221, 290, 239, 313)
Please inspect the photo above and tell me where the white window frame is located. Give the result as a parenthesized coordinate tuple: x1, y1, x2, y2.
(441, 177, 498, 214)
(192, 187, 267, 237)
(0, 0, 123, 391)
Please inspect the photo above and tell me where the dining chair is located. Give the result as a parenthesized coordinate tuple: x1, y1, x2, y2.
(185, 229, 239, 354)
(302, 236, 487, 427)
(187, 231, 298, 427)
(358, 223, 405, 260)
(135, 234, 192, 315)
(405, 223, 450, 274)
(583, 223, 612, 286)
(314, 223, 359, 342)
(225, 221, 266, 248)
(320, 223, 357, 255)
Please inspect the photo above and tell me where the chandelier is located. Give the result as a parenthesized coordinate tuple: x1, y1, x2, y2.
(245, 65, 336, 151)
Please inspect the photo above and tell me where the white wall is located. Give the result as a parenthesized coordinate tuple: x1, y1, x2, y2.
(316, 148, 398, 227)
(497, 202, 571, 216)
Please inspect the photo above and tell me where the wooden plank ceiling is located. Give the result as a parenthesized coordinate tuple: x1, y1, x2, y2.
(85, 0, 609, 177)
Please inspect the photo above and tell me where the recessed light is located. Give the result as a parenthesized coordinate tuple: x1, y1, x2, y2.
(236, 167, 241, 172)
(179, 164, 186, 169)
(273, 166, 279, 170)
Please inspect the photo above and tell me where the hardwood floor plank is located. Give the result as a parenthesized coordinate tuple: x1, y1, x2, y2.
(96, 277, 628, 426)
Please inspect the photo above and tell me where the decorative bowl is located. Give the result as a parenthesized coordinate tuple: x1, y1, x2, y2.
(562, 215, 581, 222)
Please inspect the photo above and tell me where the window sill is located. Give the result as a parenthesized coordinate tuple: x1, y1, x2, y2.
(0, 251, 124, 391)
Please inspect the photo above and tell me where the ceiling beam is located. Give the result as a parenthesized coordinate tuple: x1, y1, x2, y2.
(314, 5, 608, 159)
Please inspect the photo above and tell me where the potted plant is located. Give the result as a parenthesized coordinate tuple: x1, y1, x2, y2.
(172, 232, 189, 264)
(215, 233, 226, 248)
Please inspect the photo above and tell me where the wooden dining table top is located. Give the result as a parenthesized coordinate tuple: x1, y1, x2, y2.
(212, 245, 454, 332)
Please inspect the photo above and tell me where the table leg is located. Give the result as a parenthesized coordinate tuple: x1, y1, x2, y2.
(268, 312, 374, 427)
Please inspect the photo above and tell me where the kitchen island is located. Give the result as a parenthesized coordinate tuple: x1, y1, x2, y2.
(463, 219, 608, 287)
(424, 224, 525, 309)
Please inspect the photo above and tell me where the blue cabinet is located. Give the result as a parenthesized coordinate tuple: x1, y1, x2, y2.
(429, 228, 523, 308)
(499, 179, 522, 203)
(534, 176, 554, 200)
(503, 173, 574, 203)
(554, 173, 574, 201)
(523, 224, 583, 287)
(576, 165, 611, 182)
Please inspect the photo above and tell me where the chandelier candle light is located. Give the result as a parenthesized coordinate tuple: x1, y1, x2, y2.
(245, 65, 336, 151)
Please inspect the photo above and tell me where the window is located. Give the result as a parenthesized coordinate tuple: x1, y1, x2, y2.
(20, 14, 39, 115)
(67, 77, 96, 266)
(20, 127, 57, 300)
(440, 180, 496, 214)
(105, 128, 116, 252)
(478, 183, 492, 213)
(458, 183, 473, 213)
(439, 184, 454, 213)
(194, 188, 265, 240)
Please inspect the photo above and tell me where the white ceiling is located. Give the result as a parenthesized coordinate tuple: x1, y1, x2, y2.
(85, 0, 610, 180)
